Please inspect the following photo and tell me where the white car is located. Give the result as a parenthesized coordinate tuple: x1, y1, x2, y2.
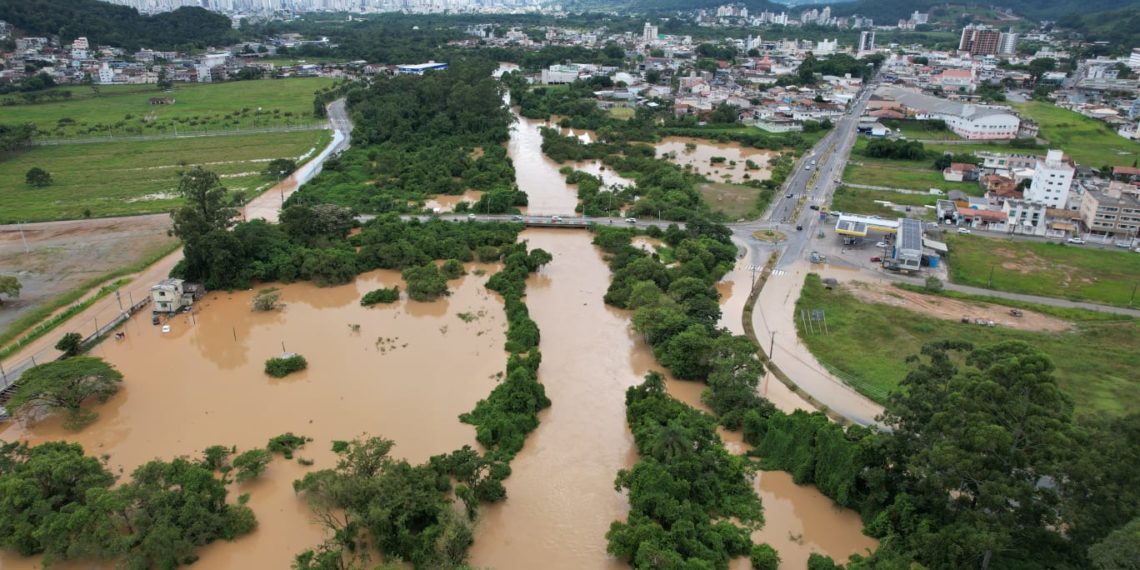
(957, 227, 971, 234)
(875, 242, 888, 248)
(1067, 237, 1085, 245)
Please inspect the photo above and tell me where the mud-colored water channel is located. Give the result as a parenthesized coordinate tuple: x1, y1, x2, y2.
(0, 267, 507, 570)
(656, 136, 776, 184)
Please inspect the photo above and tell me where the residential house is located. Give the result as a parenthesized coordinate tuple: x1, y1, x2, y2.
(1079, 181, 1140, 241)
(943, 162, 979, 182)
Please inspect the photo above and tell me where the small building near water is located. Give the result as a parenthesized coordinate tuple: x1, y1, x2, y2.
(151, 278, 205, 313)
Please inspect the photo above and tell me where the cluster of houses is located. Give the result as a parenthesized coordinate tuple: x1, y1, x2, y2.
(0, 30, 343, 88)
(930, 149, 1139, 246)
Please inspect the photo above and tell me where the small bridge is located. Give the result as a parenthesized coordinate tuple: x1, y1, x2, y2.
(370, 213, 688, 231)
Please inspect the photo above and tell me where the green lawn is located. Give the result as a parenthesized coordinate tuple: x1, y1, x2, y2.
(0, 129, 329, 222)
(830, 186, 934, 219)
(796, 274, 1140, 415)
(1013, 101, 1140, 168)
(945, 234, 1140, 307)
(2, 78, 334, 138)
(881, 119, 961, 141)
(698, 182, 775, 220)
(608, 107, 636, 120)
(844, 139, 984, 195)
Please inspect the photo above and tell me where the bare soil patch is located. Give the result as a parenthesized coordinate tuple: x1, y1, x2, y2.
(0, 214, 176, 333)
(844, 281, 1072, 332)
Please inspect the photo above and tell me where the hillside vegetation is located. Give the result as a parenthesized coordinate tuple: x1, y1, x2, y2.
(0, 0, 236, 49)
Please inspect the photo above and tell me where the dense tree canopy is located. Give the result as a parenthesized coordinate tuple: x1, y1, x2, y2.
(0, 0, 236, 50)
(7, 357, 122, 428)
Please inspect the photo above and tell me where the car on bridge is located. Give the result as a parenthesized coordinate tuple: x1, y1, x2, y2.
(626, 217, 637, 224)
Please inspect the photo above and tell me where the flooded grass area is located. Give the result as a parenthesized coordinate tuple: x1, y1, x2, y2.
(0, 266, 507, 569)
(656, 136, 776, 184)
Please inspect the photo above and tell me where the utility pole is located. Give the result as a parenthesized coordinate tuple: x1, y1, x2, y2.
(988, 264, 995, 289)
(769, 330, 776, 360)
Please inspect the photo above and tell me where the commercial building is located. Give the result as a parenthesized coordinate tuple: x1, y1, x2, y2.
(1002, 199, 1048, 236)
(874, 86, 1020, 140)
(1025, 150, 1075, 209)
(642, 22, 658, 43)
(396, 61, 448, 75)
(1130, 48, 1140, 70)
(541, 63, 589, 85)
(1079, 182, 1140, 241)
(959, 25, 1001, 57)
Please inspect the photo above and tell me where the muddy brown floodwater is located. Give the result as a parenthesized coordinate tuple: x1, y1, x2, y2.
(0, 266, 508, 570)
(470, 229, 644, 570)
(656, 136, 776, 184)
(507, 105, 582, 216)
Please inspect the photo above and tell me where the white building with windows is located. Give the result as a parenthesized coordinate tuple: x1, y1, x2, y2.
(1002, 199, 1048, 236)
(874, 86, 1020, 140)
(1025, 150, 1074, 209)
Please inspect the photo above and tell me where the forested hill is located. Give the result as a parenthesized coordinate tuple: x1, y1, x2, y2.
(801, 0, 1138, 22)
(1059, 6, 1140, 51)
(561, 0, 787, 14)
(0, 0, 237, 50)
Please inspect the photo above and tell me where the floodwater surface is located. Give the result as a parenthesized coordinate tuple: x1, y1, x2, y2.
(469, 229, 646, 570)
(0, 267, 507, 570)
(507, 105, 583, 216)
(656, 136, 776, 184)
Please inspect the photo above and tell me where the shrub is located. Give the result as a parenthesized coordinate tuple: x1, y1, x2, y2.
(361, 286, 400, 306)
(233, 448, 272, 483)
(251, 287, 281, 311)
(55, 332, 84, 357)
(267, 432, 310, 459)
(441, 259, 466, 279)
(750, 544, 781, 570)
(265, 354, 307, 378)
(924, 276, 943, 292)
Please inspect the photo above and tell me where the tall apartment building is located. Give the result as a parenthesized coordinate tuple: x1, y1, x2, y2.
(1025, 150, 1075, 209)
(997, 28, 1019, 56)
(858, 31, 875, 54)
(959, 25, 1001, 56)
(642, 22, 658, 43)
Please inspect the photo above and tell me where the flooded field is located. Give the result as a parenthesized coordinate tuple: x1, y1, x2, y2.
(656, 137, 776, 184)
(0, 266, 507, 570)
(425, 189, 484, 213)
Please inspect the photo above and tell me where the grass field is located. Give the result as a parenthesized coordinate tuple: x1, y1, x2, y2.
(830, 186, 934, 219)
(796, 274, 1140, 415)
(1013, 101, 1140, 168)
(0, 129, 329, 222)
(2, 78, 334, 138)
(608, 107, 636, 120)
(945, 234, 1140, 307)
(698, 182, 775, 220)
(880, 119, 961, 141)
(843, 139, 984, 195)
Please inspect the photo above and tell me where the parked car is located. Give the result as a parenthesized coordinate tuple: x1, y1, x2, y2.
(551, 215, 562, 223)
(957, 227, 971, 234)
(875, 242, 888, 248)
(870, 256, 882, 263)
(1067, 237, 1085, 245)
(1115, 241, 1133, 249)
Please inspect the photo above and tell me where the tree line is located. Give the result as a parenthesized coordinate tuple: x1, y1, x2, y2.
(0, 0, 236, 50)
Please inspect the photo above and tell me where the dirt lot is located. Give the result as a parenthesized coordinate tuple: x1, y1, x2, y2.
(0, 214, 176, 334)
(844, 280, 1072, 332)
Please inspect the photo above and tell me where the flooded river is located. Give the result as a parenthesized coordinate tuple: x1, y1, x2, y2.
(656, 136, 776, 184)
(0, 267, 507, 570)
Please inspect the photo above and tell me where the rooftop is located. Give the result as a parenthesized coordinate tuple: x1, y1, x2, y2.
(874, 85, 1015, 120)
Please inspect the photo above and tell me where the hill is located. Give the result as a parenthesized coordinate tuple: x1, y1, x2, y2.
(1059, 6, 1140, 51)
(561, 0, 787, 14)
(817, 0, 1138, 22)
(0, 0, 236, 50)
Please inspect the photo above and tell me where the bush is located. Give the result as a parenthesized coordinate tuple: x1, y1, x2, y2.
(265, 354, 308, 378)
(402, 264, 449, 301)
(808, 553, 843, 570)
(361, 286, 400, 306)
(750, 544, 781, 570)
(25, 167, 52, 187)
(54, 332, 84, 357)
(233, 448, 272, 483)
(267, 432, 310, 459)
(924, 276, 943, 292)
(252, 287, 281, 311)
(441, 258, 466, 279)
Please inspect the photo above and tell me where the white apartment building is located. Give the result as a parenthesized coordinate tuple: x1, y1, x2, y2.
(642, 22, 658, 43)
(1025, 150, 1074, 209)
(1001, 199, 1048, 236)
(97, 63, 115, 85)
(1080, 182, 1140, 240)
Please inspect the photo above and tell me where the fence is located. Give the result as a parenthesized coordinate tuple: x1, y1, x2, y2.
(0, 286, 153, 400)
(33, 123, 327, 146)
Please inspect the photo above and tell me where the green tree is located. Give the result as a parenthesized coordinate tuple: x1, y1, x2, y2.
(263, 158, 298, 180)
(750, 544, 781, 570)
(54, 331, 84, 357)
(0, 275, 21, 305)
(402, 263, 449, 301)
(25, 167, 52, 187)
(7, 357, 123, 428)
(233, 449, 272, 483)
(170, 167, 237, 287)
(1089, 518, 1140, 570)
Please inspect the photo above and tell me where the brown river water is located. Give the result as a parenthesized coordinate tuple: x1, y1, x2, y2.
(0, 81, 873, 569)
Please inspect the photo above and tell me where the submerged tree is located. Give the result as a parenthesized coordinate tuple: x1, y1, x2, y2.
(7, 357, 123, 428)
